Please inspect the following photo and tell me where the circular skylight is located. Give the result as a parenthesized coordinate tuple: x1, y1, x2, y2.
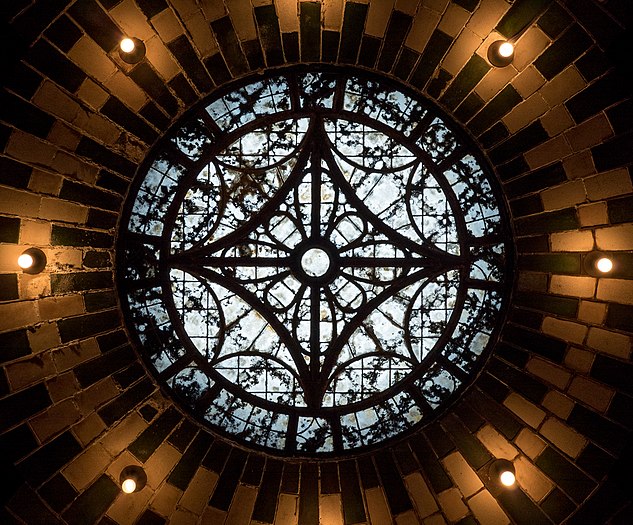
(118, 67, 512, 456)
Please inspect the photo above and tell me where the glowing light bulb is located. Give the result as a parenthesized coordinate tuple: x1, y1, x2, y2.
(498, 41, 514, 58)
(500, 470, 516, 487)
(17, 253, 34, 269)
(121, 478, 137, 494)
(120, 38, 136, 54)
(596, 257, 613, 273)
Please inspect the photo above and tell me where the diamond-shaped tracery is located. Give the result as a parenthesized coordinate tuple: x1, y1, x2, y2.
(119, 69, 511, 455)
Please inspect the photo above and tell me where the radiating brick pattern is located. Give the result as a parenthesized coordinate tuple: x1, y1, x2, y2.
(1, 0, 632, 523)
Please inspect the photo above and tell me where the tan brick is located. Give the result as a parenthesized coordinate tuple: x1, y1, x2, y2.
(39, 197, 88, 223)
(69, 37, 118, 83)
(52, 339, 100, 372)
(365, 487, 392, 525)
(437, 488, 468, 522)
(550, 275, 596, 298)
(566, 113, 613, 151)
(6, 351, 55, 389)
(19, 272, 51, 299)
(445, 30, 481, 76)
(512, 27, 550, 71)
(47, 371, 78, 402)
(30, 398, 81, 442)
(107, 481, 152, 525)
(540, 418, 586, 458)
(0, 187, 41, 218)
(145, 35, 182, 81)
(568, 376, 614, 413)
(541, 317, 587, 346)
(597, 278, 633, 305)
(7, 131, 57, 167)
(540, 66, 586, 107)
(39, 294, 85, 321)
(73, 412, 107, 446)
(77, 78, 110, 110)
(515, 428, 547, 460)
(0, 301, 40, 332)
(273, 493, 299, 525)
(81, 113, 121, 145)
(585, 169, 633, 201)
(180, 467, 219, 515)
(550, 230, 594, 252)
(50, 151, 100, 183)
(595, 224, 633, 251)
(48, 122, 81, 150)
(104, 71, 148, 113)
(467, 0, 509, 38)
(578, 202, 608, 227)
(405, 472, 439, 519)
(227, 0, 258, 39)
(151, 482, 182, 519)
(28, 169, 63, 196)
(199, 507, 224, 524)
(504, 393, 546, 428)
(27, 321, 61, 353)
(33, 81, 81, 123)
(563, 151, 597, 180)
(467, 489, 510, 525)
(424, 514, 448, 525)
(438, 4, 470, 37)
(365, 0, 396, 36)
(564, 346, 594, 374)
(540, 105, 575, 136)
(578, 301, 606, 324)
(515, 456, 553, 501)
(527, 354, 573, 388)
(542, 391, 574, 419)
(540, 179, 586, 210)
(512, 66, 546, 98)
(395, 0, 419, 16)
(503, 93, 548, 133)
(406, 8, 441, 53)
(474, 64, 516, 103)
(476, 424, 518, 460)
(76, 377, 121, 416)
(63, 442, 111, 490)
(182, 10, 218, 57)
(587, 326, 632, 359)
(143, 440, 182, 489)
(110, 0, 156, 41)
(443, 452, 483, 497)
(396, 509, 423, 525)
(20, 219, 51, 245)
(317, 493, 344, 525)
(270, 0, 296, 32)
(101, 411, 148, 456)
(151, 8, 185, 42)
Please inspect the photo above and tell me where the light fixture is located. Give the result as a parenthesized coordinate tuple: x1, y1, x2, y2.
(118, 37, 146, 64)
(487, 40, 515, 67)
(596, 257, 613, 274)
(18, 248, 47, 274)
(490, 459, 516, 488)
(119, 465, 146, 494)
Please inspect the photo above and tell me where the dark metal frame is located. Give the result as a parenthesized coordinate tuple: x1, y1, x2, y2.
(117, 65, 514, 457)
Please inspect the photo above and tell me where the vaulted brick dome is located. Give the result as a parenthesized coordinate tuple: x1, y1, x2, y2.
(1, 1, 632, 524)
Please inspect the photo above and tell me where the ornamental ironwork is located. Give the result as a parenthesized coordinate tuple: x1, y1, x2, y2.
(118, 68, 512, 456)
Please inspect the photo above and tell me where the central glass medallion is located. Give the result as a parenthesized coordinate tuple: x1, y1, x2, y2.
(119, 68, 511, 456)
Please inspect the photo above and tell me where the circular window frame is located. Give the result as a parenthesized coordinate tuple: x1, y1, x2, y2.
(116, 65, 515, 458)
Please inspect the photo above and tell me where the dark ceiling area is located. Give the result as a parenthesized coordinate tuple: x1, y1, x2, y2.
(1, 1, 633, 524)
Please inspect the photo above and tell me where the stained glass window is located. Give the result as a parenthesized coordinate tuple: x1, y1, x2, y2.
(118, 68, 512, 456)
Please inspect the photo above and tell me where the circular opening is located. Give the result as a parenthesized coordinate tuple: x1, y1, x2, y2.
(596, 257, 613, 273)
(120, 37, 135, 53)
(500, 470, 516, 487)
(301, 247, 331, 277)
(121, 478, 137, 494)
(17, 253, 34, 269)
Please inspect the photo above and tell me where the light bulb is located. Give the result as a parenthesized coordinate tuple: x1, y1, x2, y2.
(500, 470, 516, 487)
(596, 257, 613, 273)
(120, 38, 136, 54)
(121, 478, 137, 493)
(17, 253, 34, 269)
(498, 41, 514, 58)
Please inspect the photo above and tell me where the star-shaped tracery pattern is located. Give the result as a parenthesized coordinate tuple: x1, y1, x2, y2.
(119, 69, 512, 455)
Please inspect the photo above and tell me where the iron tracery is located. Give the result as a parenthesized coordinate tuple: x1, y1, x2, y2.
(118, 67, 512, 456)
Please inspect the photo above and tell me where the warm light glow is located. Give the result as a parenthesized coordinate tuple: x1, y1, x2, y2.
(498, 41, 514, 58)
(121, 478, 137, 493)
(596, 257, 613, 273)
(17, 253, 34, 269)
(500, 470, 516, 487)
(120, 38, 135, 53)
